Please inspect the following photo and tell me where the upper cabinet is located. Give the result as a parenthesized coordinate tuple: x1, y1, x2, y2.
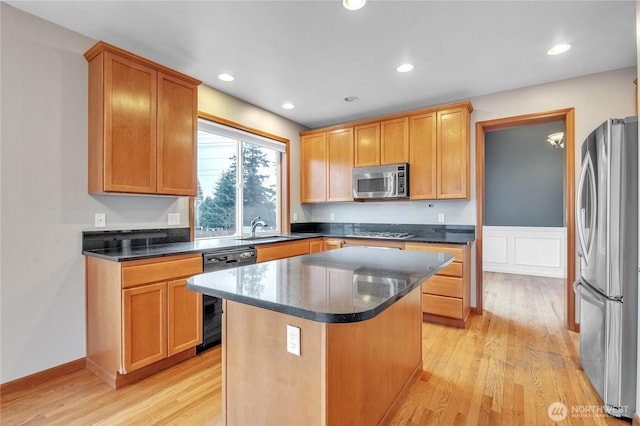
(354, 123, 380, 167)
(300, 132, 328, 203)
(410, 103, 472, 200)
(380, 116, 409, 165)
(327, 128, 354, 201)
(436, 106, 471, 199)
(84, 41, 201, 196)
(354, 117, 409, 167)
(301, 128, 354, 203)
(301, 100, 472, 203)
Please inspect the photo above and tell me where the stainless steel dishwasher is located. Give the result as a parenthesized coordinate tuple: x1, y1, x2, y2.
(196, 246, 257, 353)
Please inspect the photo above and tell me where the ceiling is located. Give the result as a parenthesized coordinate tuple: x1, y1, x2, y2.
(6, 1, 637, 129)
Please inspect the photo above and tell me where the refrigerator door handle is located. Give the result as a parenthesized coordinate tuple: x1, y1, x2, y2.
(576, 153, 597, 261)
(574, 280, 605, 308)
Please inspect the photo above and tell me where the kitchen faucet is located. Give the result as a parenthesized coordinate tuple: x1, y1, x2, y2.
(250, 216, 267, 238)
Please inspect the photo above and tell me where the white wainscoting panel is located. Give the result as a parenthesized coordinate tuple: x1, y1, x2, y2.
(483, 226, 566, 278)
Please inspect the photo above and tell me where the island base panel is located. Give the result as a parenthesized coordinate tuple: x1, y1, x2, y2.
(222, 287, 423, 425)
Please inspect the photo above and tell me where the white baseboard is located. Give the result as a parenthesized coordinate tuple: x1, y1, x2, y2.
(483, 226, 566, 278)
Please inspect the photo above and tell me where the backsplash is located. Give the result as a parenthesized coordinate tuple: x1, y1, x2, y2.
(82, 228, 191, 251)
(291, 222, 475, 237)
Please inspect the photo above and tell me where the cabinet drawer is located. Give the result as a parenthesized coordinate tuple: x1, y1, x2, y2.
(422, 294, 463, 319)
(122, 255, 203, 288)
(422, 275, 463, 298)
(404, 243, 463, 262)
(437, 261, 462, 277)
(257, 241, 310, 263)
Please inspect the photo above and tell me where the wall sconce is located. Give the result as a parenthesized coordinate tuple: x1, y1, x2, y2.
(547, 132, 565, 149)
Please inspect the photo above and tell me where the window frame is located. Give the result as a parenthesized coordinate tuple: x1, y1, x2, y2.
(193, 112, 290, 241)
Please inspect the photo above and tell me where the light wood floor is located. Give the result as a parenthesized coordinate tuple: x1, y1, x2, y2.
(1, 272, 630, 425)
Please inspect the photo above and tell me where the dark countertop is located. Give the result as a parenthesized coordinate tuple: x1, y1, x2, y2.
(82, 223, 475, 262)
(186, 246, 454, 323)
(82, 234, 318, 262)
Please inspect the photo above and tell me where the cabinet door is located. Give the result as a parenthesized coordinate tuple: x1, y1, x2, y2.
(380, 117, 409, 165)
(354, 123, 380, 167)
(309, 240, 324, 253)
(167, 279, 202, 355)
(437, 108, 469, 199)
(157, 72, 198, 196)
(123, 282, 167, 372)
(409, 112, 437, 200)
(103, 52, 157, 194)
(323, 239, 345, 251)
(301, 133, 328, 202)
(327, 128, 354, 201)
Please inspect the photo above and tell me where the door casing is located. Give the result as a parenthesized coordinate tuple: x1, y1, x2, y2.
(475, 108, 577, 331)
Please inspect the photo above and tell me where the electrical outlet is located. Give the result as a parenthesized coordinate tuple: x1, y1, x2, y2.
(293, 212, 298, 222)
(95, 213, 106, 228)
(438, 213, 445, 223)
(168, 213, 180, 226)
(287, 324, 301, 356)
(330, 213, 335, 221)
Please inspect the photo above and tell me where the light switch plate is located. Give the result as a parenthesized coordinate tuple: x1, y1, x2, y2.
(168, 213, 180, 226)
(438, 213, 445, 223)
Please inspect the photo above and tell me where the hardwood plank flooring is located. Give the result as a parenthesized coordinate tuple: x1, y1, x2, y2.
(1, 272, 631, 425)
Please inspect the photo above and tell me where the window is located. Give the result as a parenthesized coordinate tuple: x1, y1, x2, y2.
(195, 118, 286, 239)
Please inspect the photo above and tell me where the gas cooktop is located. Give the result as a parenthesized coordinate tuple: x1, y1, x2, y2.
(348, 231, 414, 239)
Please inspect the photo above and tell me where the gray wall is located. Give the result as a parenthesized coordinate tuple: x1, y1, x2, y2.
(484, 122, 566, 227)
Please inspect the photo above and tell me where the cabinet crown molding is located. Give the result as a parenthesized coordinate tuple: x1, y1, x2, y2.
(84, 41, 201, 87)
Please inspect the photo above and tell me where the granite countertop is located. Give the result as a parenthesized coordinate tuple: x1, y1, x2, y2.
(186, 246, 454, 323)
(82, 234, 319, 262)
(82, 223, 475, 262)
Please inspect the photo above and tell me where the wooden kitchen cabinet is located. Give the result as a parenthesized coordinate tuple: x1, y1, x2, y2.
(410, 102, 472, 200)
(85, 41, 200, 196)
(123, 282, 167, 372)
(327, 128, 354, 201)
(300, 133, 327, 203)
(354, 122, 380, 167)
(380, 116, 409, 165)
(300, 128, 353, 203)
(436, 105, 471, 199)
(257, 240, 312, 262)
(86, 253, 202, 388)
(409, 112, 437, 199)
(405, 242, 471, 327)
(355, 118, 409, 167)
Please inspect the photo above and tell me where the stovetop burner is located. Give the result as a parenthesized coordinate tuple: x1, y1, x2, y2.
(348, 231, 414, 239)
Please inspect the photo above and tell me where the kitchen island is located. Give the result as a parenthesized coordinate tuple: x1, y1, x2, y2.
(187, 246, 453, 425)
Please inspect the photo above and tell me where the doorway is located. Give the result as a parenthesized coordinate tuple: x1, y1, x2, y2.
(475, 108, 577, 331)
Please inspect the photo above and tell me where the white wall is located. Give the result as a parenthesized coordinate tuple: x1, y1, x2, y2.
(0, 4, 305, 384)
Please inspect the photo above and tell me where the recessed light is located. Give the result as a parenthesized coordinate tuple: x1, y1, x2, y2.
(282, 103, 295, 110)
(344, 96, 359, 102)
(218, 73, 235, 82)
(546, 44, 571, 56)
(396, 63, 414, 73)
(343, 0, 366, 11)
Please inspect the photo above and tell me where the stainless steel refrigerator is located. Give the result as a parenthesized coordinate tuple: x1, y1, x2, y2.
(573, 116, 638, 418)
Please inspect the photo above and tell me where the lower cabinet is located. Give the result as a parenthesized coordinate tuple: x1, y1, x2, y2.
(86, 253, 203, 388)
(405, 242, 471, 328)
(256, 240, 313, 262)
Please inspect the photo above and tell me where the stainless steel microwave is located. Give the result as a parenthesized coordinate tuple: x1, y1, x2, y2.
(352, 163, 409, 200)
